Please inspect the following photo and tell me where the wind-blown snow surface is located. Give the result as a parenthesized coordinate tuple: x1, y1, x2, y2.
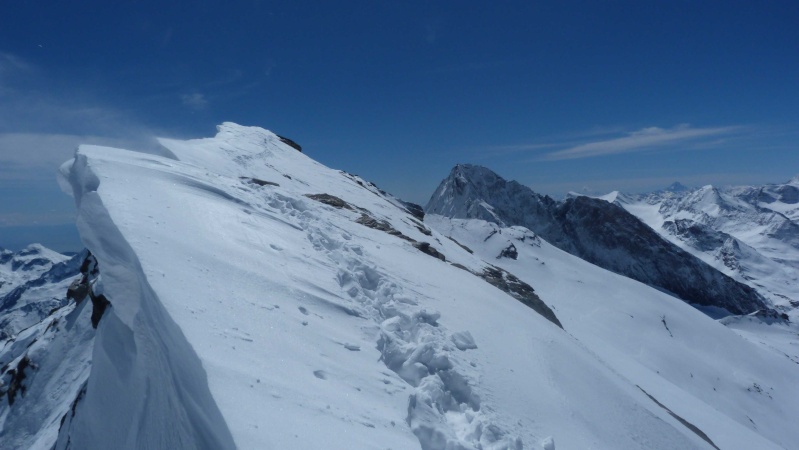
(426, 216, 799, 450)
(52, 123, 723, 449)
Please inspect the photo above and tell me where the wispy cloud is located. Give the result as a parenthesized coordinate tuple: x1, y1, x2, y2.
(181, 92, 208, 111)
(0, 52, 32, 77)
(0, 51, 35, 96)
(0, 132, 162, 181)
(540, 124, 741, 161)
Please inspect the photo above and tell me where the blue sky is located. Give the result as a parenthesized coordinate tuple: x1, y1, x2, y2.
(1, 1, 798, 251)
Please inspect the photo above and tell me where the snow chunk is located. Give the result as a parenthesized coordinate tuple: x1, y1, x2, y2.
(450, 331, 478, 351)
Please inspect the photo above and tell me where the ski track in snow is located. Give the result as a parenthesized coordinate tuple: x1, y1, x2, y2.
(266, 189, 523, 449)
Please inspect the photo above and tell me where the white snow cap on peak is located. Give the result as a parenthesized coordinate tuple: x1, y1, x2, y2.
(156, 122, 306, 179)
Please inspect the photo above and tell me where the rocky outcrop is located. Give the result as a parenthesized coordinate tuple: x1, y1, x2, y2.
(277, 135, 302, 152)
(498, 243, 517, 260)
(478, 265, 561, 328)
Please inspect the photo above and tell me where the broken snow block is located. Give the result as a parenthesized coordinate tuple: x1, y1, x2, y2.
(450, 331, 477, 351)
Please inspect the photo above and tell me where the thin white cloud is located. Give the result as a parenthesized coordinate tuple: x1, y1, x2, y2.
(0, 52, 35, 96)
(540, 124, 741, 161)
(0, 52, 33, 76)
(0, 132, 162, 181)
(181, 92, 208, 111)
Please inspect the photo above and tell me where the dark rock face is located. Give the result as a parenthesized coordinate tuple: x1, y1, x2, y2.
(427, 164, 767, 315)
(305, 193, 354, 210)
(89, 293, 110, 329)
(413, 242, 446, 261)
(663, 219, 728, 252)
(400, 201, 425, 221)
(478, 265, 562, 328)
(67, 279, 89, 304)
(447, 236, 473, 254)
(277, 135, 302, 152)
(3, 356, 31, 405)
(355, 213, 414, 242)
(241, 177, 279, 187)
(498, 243, 518, 260)
(75, 252, 111, 329)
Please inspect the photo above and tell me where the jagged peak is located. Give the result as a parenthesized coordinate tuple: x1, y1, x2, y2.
(447, 164, 503, 183)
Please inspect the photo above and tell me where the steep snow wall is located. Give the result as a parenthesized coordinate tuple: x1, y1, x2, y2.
(56, 151, 236, 449)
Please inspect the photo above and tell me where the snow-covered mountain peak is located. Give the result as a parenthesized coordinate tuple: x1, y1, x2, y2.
(566, 190, 635, 206)
(15, 243, 67, 262)
(0, 244, 70, 298)
(427, 164, 556, 228)
(156, 123, 307, 182)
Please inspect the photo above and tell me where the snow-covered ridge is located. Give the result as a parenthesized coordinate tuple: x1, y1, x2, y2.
(20, 122, 742, 449)
(6, 123, 794, 449)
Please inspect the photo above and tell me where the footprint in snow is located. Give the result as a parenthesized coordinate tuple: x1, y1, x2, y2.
(313, 370, 327, 380)
(298, 306, 309, 315)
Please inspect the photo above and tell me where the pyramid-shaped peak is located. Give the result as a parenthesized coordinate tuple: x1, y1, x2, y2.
(664, 181, 688, 192)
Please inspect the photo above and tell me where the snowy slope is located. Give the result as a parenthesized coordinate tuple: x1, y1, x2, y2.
(426, 215, 799, 450)
(43, 123, 727, 449)
(733, 176, 799, 223)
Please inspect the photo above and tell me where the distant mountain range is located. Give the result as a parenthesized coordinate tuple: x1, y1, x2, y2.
(426, 164, 769, 315)
(588, 176, 799, 313)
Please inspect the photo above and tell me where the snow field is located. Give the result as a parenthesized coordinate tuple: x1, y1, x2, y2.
(426, 216, 799, 449)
